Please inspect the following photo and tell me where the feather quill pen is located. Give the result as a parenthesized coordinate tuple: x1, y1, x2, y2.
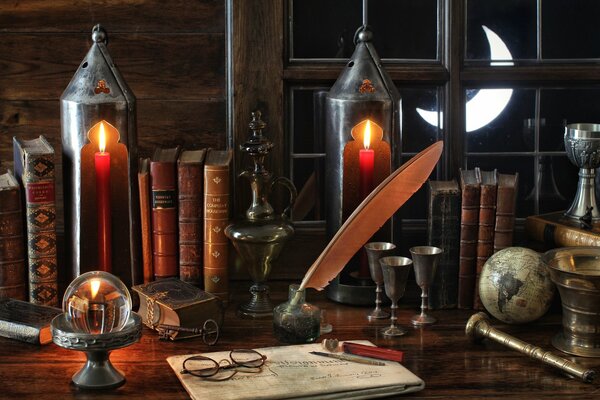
(297, 141, 443, 295)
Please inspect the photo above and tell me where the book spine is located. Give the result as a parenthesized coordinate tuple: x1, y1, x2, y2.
(23, 153, 58, 306)
(0, 177, 26, 300)
(0, 319, 40, 345)
(204, 165, 230, 302)
(151, 161, 178, 279)
(458, 184, 480, 309)
(525, 217, 600, 247)
(427, 185, 461, 309)
(493, 184, 517, 253)
(138, 162, 153, 283)
(474, 183, 497, 310)
(178, 161, 204, 286)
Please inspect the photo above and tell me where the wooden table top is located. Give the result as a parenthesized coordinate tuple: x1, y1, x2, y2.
(1, 280, 599, 399)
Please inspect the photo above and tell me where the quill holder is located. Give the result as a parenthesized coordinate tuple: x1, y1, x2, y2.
(279, 141, 443, 325)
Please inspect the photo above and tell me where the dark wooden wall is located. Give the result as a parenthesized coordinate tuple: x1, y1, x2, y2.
(0, 0, 227, 182)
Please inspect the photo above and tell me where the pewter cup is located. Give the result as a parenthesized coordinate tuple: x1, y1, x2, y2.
(542, 247, 600, 357)
(364, 242, 396, 321)
(564, 123, 600, 221)
(379, 256, 412, 337)
(409, 246, 442, 326)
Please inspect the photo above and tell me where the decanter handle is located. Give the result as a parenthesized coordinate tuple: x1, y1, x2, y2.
(271, 176, 297, 219)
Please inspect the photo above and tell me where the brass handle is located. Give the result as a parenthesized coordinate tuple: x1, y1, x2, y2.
(465, 312, 596, 383)
(271, 176, 297, 219)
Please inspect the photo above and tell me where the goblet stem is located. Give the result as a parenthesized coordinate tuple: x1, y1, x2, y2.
(419, 287, 428, 318)
(375, 285, 383, 313)
(367, 284, 390, 320)
(390, 302, 398, 328)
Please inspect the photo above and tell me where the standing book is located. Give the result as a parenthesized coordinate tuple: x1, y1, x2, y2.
(138, 158, 153, 283)
(203, 149, 232, 302)
(13, 136, 58, 306)
(493, 173, 519, 252)
(178, 149, 207, 286)
(427, 180, 461, 309)
(0, 171, 26, 301)
(0, 298, 61, 344)
(474, 169, 497, 310)
(151, 146, 181, 279)
(458, 168, 481, 309)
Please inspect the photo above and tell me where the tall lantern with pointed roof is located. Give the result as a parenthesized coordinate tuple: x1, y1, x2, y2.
(324, 5, 401, 305)
(61, 25, 140, 288)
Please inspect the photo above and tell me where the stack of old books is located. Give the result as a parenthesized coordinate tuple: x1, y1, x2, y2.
(427, 168, 519, 310)
(138, 147, 232, 303)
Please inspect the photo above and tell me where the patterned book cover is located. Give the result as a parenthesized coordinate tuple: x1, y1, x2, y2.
(203, 149, 232, 303)
(13, 136, 58, 306)
(0, 170, 27, 301)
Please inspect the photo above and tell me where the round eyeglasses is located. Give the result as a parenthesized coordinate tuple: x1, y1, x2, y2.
(181, 349, 267, 381)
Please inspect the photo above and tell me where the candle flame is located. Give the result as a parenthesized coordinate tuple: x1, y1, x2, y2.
(99, 122, 106, 153)
(363, 120, 372, 150)
(90, 279, 101, 299)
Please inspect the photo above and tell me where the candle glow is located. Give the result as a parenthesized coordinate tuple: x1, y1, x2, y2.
(91, 279, 101, 299)
(363, 120, 371, 150)
(99, 122, 106, 153)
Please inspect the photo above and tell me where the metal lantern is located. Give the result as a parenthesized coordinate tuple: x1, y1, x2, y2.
(324, 19, 401, 305)
(61, 25, 140, 288)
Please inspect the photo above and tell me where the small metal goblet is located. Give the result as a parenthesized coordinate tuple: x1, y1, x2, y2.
(409, 246, 442, 326)
(379, 256, 412, 337)
(364, 242, 396, 321)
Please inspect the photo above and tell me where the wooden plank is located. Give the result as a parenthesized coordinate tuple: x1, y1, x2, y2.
(0, 0, 224, 33)
(232, 0, 284, 213)
(0, 33, 225, 101)
(0, 99, 226, 171)
(284, 64, 449, 83)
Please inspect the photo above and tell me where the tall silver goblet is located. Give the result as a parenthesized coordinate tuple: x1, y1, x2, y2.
(410, 246, 442, 326)
(379, 256, 412, 337)
(564, 123, 600, 221)
(364, 242, 396, 321)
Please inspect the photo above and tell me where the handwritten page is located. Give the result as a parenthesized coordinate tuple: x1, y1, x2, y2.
(167, 341, 424, 400)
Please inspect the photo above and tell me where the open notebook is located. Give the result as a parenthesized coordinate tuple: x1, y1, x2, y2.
(167, 341, 424, 400)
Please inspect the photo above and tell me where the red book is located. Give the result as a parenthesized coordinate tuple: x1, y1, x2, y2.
(474, 170, 497, 310)
(151, 146, 181, 279)
(458, 168, 481, 309)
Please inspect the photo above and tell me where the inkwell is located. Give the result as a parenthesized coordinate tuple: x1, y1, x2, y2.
(225, 111, 296, 318)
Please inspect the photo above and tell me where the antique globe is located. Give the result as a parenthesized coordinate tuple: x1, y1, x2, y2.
(478, 247, 555, 324)
(63, 271, 132, 334)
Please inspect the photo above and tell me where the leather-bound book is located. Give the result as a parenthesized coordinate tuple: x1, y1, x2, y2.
(203, 149, 232, 302)
(151, 146, 181, 279)
(427, 180, 461, 309)
(493, 173, 519, 253)
(474, 169, 498, 310)
(13, 136, 58, 306)
(138, 158, 153, 283)
(458, 168, 481, 309)
(0, 171, 26, 301)
(0, 298, 61, 344)
(525, 211, 600, 248)
(178, 149, 207, 286)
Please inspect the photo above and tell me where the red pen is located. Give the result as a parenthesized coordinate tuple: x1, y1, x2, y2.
(343, 342, 404, 363)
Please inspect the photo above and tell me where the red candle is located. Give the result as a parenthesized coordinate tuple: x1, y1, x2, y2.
(95, 122, 112, 272)
(359, 120, 375, 201)
(359, 120, 375, 278)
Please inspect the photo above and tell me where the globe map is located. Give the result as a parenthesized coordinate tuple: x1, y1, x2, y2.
(479, 247, 555, 324)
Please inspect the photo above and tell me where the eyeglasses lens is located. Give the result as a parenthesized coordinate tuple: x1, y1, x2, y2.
(230, 349, 265, 367)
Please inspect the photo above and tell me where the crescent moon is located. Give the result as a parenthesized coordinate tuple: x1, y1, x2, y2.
(416, 25, 514, 132)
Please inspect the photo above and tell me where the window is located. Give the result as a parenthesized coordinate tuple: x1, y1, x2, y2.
(284, 0, 600, 238)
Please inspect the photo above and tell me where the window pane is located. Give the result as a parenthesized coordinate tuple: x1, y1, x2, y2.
(291, 88, 327, 154)
(291, 0, 438, 60)
(538, 156, 577, 214)
(466, 156, 535, 217)
(540, 88, 600, 152)
(400, 87, 441, 153)
(291, 158, 325, 222)
(465, 88, 535, 153)
(542, 0, 600, 59)
(466, 0, 536, 61)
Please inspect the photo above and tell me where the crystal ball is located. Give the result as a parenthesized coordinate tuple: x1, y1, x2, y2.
(478, 247, 555, 324)
(63, 271, 132, 334)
